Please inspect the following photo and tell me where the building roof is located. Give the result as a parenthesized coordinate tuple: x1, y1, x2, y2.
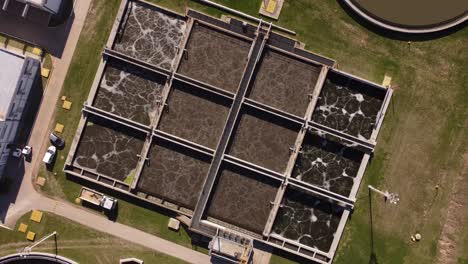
(0, 49, 24, 121)
(28, 0, 46, 6)
(29, 0, 62, 14)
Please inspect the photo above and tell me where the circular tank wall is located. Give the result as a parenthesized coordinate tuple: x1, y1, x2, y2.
(0, 253, 77, 264)
(343, 0, 468, 33)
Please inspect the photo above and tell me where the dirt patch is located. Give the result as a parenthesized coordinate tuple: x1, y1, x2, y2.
(81, 0, 104, 39)
(338, 21, 368, 48)
(436, 153, 468, 264)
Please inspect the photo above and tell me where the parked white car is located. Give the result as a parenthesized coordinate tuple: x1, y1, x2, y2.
(43, 146, 56, 165)
(22, 146, 32, 156)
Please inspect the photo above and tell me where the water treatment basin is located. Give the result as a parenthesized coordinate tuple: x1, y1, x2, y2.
(344, 0, 467, 33)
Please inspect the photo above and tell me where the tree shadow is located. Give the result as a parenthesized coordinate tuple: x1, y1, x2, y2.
(336, 0, 467, 41)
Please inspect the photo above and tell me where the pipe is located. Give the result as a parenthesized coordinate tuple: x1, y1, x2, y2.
(201, 220, 226, 231)
(23, 231, 57, 253)
(368, 185, 388, 197)
(21, 3, 30, 18)
(2, 0, 9, 11)
(193, 0, 296, 36)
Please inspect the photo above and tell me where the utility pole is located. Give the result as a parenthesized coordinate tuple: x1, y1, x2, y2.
(368, 185, 399, 204)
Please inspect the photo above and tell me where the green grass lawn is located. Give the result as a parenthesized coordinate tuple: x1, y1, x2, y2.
(37, 0, 467, 263)
(458, 235, 468, 264)
(0, 212, 186, 263)
(269, 255, 295, 264)
(42, 54, 53, 69)
(41, 54, 53, 86)
(6, 39, 25, 51)
(117, 200, 209, 254)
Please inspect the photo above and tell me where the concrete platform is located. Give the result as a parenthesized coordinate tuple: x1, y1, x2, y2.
(259, 0, 284, 20)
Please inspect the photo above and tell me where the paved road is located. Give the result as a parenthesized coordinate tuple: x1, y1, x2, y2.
(0, 1, 210, 263)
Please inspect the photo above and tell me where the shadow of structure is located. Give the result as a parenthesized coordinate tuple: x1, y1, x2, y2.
(337, 0, 467, 41)
(368, 190, 379, 264)
(0, 9, 75, 58)
(269, 247, 321, 264)
(49, 0, 75, 27)
(15, 76, 44, 145)
(0, 154, 26, 223)
(0, 74, 44, 224)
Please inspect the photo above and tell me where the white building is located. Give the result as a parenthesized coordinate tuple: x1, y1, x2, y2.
(0, 48, 40, 182)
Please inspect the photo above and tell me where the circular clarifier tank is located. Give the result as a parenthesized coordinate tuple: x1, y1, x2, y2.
(343, 0, 468, 33)
(0, 253, 77, 264)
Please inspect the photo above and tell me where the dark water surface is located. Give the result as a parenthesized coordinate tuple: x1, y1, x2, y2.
(74, 116, 145, 181)
(273, 188, 344, 252)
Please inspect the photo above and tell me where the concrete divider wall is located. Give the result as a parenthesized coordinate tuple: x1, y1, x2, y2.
(62, 2, 395, 263)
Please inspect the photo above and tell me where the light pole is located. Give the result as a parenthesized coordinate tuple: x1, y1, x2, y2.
(20, 231, 58, 256)
(368, 185, 399, 204)
(367, 185, 399, 264)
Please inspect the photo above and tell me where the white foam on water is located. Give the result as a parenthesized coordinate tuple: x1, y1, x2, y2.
(353, 93, 364, 102)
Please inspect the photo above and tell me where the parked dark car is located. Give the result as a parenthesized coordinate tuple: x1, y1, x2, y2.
(49, 132, 65, 148)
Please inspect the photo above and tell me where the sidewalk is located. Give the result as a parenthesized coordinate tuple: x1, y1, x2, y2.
(51, 199, 210, 264)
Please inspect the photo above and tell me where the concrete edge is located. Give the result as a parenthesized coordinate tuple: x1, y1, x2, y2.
(0, 252, 78, 264)
(342, 0, 468, 33)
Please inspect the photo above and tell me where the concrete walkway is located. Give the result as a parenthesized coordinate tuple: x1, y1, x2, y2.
(4, 194, 209, 263)
(1, 0, 93, 228)
(39, 196, 209, 264)
(0, 1, 210, 263)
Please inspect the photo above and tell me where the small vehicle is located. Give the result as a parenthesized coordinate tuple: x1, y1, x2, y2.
(42, 146, 56, 164)
(22, 146, 32, 156)
(12, 148, 22, 158)
(79, 187, 118, 215)
(49, 132, 65, 148)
